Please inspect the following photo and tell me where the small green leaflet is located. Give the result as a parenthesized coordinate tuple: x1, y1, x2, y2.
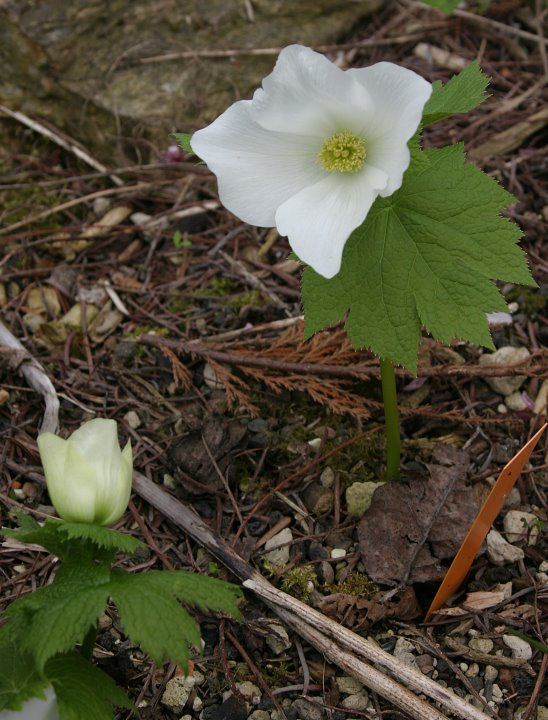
(47, 654, 133, 720)
(302, 144, 535, 372)
(174, 132, 194, 154)
(0, 638, 50, 711)
(1, 518, 143, 559)
(422, 61, 490, 126)
(418, 0, 460, 14)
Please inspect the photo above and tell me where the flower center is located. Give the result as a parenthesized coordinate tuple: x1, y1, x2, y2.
(319, 131, 366, 173)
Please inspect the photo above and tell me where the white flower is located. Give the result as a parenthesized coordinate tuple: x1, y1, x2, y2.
(191, 44, 432, 279)
(37, 419, 132, 526)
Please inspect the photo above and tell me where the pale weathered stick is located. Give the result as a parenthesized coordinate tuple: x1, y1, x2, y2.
(0, 105, 124, 187)
(0, 321, 59, 433)
(132, 471, 494, 720)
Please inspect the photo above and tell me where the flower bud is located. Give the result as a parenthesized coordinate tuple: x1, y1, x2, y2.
(37, 419, 132, 526)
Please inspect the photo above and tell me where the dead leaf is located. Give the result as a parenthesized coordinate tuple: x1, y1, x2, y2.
(317, 586, 420, 631)
(358, 445, 478, 584)
(167, 415, 247, 488)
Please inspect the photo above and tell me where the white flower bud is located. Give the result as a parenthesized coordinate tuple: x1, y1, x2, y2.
(37, 419, 132, 526)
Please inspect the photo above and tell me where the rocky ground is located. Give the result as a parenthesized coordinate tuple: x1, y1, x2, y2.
(0, 1, 547, 719)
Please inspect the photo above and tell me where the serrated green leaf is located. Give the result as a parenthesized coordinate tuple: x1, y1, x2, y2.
(4, 546, 112, 671)
(58, 522, 144, 554)
(1, 518, 143, 559)
(174, 132, 193, 154)
(302, 144, 535, 372)
(135, 570, 243, 618)
(422, 61, 490, 125)
(109, 571, 201, 668)
(418, 0, 460, 13)
(0, 636, 49, 711)
(46, 653, 133, 720)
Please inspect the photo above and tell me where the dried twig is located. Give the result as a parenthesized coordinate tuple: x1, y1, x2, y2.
(0, 322, 59, 433)
(0, 105, 124, 187)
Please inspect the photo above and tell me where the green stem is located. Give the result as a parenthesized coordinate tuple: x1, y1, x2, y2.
(80, 626, 97, 661)
(380, 358, 401, 481)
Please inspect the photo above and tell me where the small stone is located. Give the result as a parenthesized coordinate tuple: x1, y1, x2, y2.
(486, 529, 525, 566)
(263, 528, 293, 567)
(415, 654, 435, 674)
(394, 637, 415, 656)
(308, 437, 322, 450)
(336, 675, 364, 695)
(465, 663, 480, 678)
(292, 698, 323, 720)
(330, 548, 346, 560)
(93, 197, 111, 215)
(203, 362, 224, 390)
(123, 410, 141, 429)
(503, 510, 540, 545)
(248, 712, 271, 720)
(468, 638, 494, 653)
(497, 403, 508, 414)
(478, 346, 530, 396)
(341, 691, 369, 711)
(303, 483, 332, 515)
(161, 675, 197, 714)
(484, 665, 498, 682)
(193, 696, 203, 712)
(264, 620, 291, 655)
(503, 486, 521, 508)
(491, 684, 503, 699)
(459, 662, 469, 672)
(235, 681, 261, 704)
(320, 466, 335, 488)
(502, 634, 532, 660)
(345, 481, 383, 516)
(536, 706, 548, 720)
(540, 561, 548, 573)
(505, 391, 529, 412)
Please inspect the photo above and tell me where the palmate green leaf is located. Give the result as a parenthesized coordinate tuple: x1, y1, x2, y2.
(109, 570, 242, 669)
(109, 571, 200, 668)
(422, 61, 490, 126)
(47, 653, 133, 720)
(302, 144, 535, 372)
(0, 636, 49, 711)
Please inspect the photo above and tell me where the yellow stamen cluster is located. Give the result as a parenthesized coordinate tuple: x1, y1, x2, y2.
(319, 131, 366, 173)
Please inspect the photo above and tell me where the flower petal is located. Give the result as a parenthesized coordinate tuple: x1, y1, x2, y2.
(99, 440, 133, 526)
(191, 100, 324, 227)
(51, 443, 98, 523)
(348, 63, 432, 195)
(275, 166, 388, 279)
(250, 45, 376, 137)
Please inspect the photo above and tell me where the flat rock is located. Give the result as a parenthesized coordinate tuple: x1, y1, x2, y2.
(346, 481, 383, 516)
(0, 0, 382, 161)
(336, 675, 364, 695)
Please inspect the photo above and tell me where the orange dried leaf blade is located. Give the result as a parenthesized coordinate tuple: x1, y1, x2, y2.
(426, 422, 547, 621)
